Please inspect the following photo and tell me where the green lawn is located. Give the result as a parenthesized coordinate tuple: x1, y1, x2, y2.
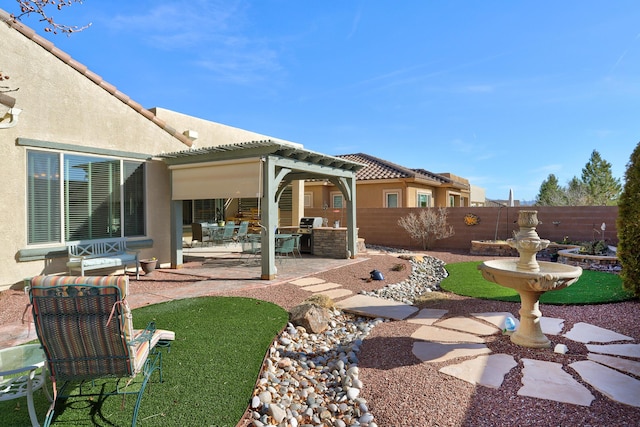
(1, 296, 288, 427)
(441, 261, 634, 304)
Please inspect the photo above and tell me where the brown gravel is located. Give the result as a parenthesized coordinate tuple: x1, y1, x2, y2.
(3, 250, 639, 426)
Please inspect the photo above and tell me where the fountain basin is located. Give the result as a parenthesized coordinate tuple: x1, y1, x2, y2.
(478, 259, 582, 348)
(478, 260, 582, 293)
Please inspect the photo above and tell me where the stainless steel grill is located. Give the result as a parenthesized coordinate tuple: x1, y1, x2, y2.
(297, 217, 323, 253)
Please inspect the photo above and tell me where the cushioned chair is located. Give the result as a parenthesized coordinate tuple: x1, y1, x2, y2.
(28, 275, 174, 427)
(191, 222, 211, 247)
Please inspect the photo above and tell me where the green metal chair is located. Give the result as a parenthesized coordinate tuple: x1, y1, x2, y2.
(28, 275, 174, 427)
(215, 222, 237, 246)
(275, 235, 296, 263)
(235, 221, 250, 242)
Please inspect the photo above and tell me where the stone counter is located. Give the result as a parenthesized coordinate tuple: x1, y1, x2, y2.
(313, 227, 350, 259)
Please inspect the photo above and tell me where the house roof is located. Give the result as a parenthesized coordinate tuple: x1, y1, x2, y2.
(0, 9, 193, 148)
(335, 153, 450, 184)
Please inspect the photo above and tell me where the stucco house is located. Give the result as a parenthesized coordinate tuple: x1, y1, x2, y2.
(304, 153, 472, 211)
(0, 10, 362, 290)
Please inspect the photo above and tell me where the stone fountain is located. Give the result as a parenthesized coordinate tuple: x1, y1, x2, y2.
(478, 210, 583, 348)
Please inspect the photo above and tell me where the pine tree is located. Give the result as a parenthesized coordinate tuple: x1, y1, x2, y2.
(535, 174, 565, 205)
(617, 142, 640, 297)
(564, 176, 589, 206)
(581, 150, 622, 205)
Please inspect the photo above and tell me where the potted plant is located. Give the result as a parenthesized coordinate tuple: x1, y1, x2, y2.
(140, 257, 157, 274)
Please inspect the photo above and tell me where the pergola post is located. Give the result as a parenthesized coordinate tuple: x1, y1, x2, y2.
(261, 156, 277, 279)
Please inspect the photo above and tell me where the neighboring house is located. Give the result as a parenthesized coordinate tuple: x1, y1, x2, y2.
(0, 9, 360, 289)
(304, 153, 471, 210)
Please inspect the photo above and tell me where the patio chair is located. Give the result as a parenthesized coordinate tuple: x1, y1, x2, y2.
(215, 222, 237, 246)
(191, 222, 211, 247)
(275, 235, 296, 263)
(27, 275, 175, 427)
(240, 234, 261, 263)
(292, 234, 302, 258)
(235, 221, 250, 242)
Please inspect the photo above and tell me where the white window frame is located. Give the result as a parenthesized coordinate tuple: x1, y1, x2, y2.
(26, 149, 146, 245)
(304, 192, 313, 208)
(416, 191, 432, 208)
(331, 192, 343, 208)
(383, 189, 401, 208)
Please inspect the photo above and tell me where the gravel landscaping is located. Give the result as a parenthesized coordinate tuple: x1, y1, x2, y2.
(2, 250, 639, 426)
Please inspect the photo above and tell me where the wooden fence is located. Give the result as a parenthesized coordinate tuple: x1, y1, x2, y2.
(303, 206, 619, 251)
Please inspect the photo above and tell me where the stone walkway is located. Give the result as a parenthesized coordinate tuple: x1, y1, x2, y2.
(289, 277, 640, 408)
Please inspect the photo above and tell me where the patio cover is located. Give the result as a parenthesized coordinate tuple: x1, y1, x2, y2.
(158, 140, 364, 279)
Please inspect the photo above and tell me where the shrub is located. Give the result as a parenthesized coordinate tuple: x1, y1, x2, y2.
(617, 142, 640, 297)
(579, 240, 609, 255)
(398, 207, 454, 250)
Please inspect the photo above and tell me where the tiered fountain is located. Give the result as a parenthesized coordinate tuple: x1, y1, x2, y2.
(478, 210, 583, 348)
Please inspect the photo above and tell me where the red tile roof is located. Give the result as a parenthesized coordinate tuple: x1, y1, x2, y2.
(336, 153, 450, 184)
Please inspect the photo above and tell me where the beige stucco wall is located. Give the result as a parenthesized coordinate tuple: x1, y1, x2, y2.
(0, 15, 190, 289)
(306, 179, 442, 209)
(150, 107, 302, 149)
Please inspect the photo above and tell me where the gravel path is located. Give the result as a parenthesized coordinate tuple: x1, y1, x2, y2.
(3, 250, 639, 426)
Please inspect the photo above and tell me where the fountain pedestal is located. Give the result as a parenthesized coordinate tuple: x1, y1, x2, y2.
(478, 210, 582, 348)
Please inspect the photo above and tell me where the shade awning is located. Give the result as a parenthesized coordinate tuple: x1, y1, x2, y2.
(170, 159, 261, 200)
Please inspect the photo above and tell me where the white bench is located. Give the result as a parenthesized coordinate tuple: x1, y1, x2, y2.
(66, 238, 140, 279)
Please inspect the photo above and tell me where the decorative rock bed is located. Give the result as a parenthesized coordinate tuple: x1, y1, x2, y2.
(557, 247, 621, 273)
(470, 240, 518, 257)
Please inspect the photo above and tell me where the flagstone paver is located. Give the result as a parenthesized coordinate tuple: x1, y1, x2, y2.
(289, 277, 326, 287)
(411, 325, 485, 344)
(412, 341, 491, 363)
(315, 288, 353, 300)
(336, 294, 418, 320)
(407, 308, 448, 325)
(587, 353, 640, 377)
(563, 322, 634, 344)
(439, 354, 517, 388)
(570, 360, 640, 407)
(518, 359, 595, 406)
(303, 282, 342, 292)
(436, 316, 499, 336)
(586, 343, 640, 358)
(471, 312, 518, 330)
(540, 317, 565, 335)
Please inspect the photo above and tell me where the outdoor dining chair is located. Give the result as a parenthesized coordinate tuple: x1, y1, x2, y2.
(235, 221, 250, 242)
(215, 222, 237, 246)
(191, 222, 211, 247)
(27, 275, 175, 427)
(275, 235, 296, 263)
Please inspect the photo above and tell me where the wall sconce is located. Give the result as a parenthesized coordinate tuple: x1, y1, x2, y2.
(0, 93, 21, 129)
(552, 221, 561, 226)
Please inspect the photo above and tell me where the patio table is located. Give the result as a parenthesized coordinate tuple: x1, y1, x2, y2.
(0, 344, 52, 427)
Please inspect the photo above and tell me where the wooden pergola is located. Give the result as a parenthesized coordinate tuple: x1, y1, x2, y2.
(158, 140, 364, 279)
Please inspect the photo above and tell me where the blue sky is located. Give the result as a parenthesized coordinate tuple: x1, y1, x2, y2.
(6, 0, 639, 201)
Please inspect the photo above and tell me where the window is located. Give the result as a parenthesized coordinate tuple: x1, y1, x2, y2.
(304, 192, 312, 208)
(384, 190, 400, 208)
(331, 193, 343, 208)
(417, 192, 431, 208)
(27, 150, 145, 244)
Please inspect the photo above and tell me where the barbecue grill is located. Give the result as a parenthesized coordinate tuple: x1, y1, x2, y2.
(297, 217, 323, 253)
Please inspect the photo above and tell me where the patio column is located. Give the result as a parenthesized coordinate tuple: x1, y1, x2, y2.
(346, 175, 357, 258)
(261, 156, 277, 279)
(170, 199, 183, 269)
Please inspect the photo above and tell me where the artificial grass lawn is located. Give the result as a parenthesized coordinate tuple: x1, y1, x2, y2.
(441, 261, 634, 304)
(2, 296, 288, 427)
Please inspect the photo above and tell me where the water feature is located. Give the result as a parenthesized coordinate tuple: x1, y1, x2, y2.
(478, 210, 583, 348)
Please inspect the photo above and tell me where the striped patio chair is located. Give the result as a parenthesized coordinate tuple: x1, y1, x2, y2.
(27, 275, 175, 427)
